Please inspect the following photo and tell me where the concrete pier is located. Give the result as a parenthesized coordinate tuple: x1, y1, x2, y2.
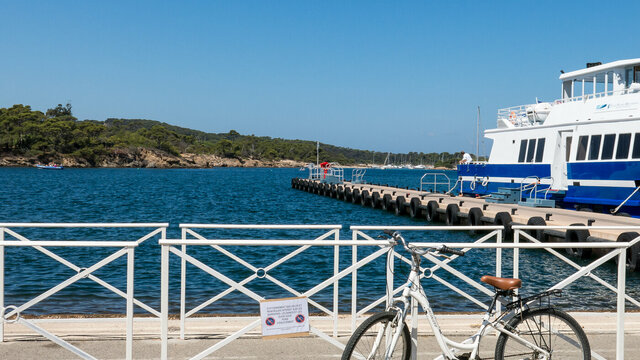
(292, 178, 640, 266)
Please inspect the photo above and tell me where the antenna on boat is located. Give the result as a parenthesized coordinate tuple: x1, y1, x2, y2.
(476, 106, 480, 161)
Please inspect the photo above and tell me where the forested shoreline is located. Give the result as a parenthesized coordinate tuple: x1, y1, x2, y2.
(0, 104, 470, 168)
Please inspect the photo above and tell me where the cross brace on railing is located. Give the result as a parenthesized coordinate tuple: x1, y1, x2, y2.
(159, 235, 392, 360)
(0, 223, 167, 360)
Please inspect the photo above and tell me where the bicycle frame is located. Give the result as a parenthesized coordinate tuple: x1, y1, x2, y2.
(384, 251, 552, 360)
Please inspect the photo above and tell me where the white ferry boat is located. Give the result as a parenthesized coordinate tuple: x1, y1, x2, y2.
(458, 59, 640, 217)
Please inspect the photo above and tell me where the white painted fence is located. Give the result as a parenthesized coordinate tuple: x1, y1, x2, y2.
(1, 223, 639, 360)
(159, 224, 397, 360)
(0, 223, 168, 360)
(350, 225, 640, 360)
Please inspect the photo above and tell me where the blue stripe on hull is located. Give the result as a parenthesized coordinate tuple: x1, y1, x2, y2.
(568, 160, 640, 180)
(565, 185, 640, 206)
(456, 163, 640, 216)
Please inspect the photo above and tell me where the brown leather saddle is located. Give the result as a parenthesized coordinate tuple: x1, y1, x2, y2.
(480, 275, 522, 291)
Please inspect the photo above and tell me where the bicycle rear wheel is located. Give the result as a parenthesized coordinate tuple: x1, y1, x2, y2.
(495, 307, 591, 359)
(341, 311, 411, 360)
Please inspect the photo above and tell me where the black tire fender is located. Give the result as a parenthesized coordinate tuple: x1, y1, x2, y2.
(344, 187, 352, 202)
(525, 216, 547, 242)
(351, 189, 361, 203)
(371, 192, 381, 208)
(395, 196, 406, 215)
(360, 190, 370, 206)
(382, 194, 393, 211)
(426, 201, 439, 222)
(468, 207, 483, 230)
(565, 223, 591, 259)
(494, 212, 513, 239)
(409, 197, 422, 218)
(446, 204, 460, 225)
(616, 232, 640, 272)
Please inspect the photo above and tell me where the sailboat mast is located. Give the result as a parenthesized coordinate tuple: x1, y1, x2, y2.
(476, 106, 480, 161)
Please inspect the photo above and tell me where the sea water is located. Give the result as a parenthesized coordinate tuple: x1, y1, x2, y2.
(0, 167, 637, 314)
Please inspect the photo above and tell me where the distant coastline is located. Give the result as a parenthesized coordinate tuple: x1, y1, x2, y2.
(1, 104, 467, 169)
(0, 151, 456, 169)
(0, 149, 307, 169)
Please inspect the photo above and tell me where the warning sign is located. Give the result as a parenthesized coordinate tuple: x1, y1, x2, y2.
(259, 297, 310, 338)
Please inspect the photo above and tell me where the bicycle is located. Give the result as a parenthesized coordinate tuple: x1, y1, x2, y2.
(341, 230, 591, 360)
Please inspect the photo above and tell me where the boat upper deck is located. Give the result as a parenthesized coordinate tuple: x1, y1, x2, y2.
(495, 59, 640, 130)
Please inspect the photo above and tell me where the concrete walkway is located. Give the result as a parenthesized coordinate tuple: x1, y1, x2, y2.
(1, 313, 639, 359)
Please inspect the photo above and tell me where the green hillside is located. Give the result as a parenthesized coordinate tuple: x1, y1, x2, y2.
(0, 103, 477, 167)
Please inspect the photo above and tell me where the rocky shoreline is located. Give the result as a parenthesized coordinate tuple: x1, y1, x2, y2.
(0, 148, 307, 169)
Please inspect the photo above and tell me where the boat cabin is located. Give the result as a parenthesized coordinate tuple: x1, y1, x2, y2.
(560, 59, 640, 101)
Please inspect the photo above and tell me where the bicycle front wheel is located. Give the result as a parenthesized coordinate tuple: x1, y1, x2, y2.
(341, 311, 411, 360)
(495, 307, 591, 359)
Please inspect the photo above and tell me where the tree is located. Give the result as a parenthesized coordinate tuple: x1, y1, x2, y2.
(46, 103, 74, 119)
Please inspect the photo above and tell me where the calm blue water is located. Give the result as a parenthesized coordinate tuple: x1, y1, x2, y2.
(0, 167, 637, 315)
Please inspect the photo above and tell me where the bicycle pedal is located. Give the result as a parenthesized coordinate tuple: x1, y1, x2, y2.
(455, 353, 472, 360)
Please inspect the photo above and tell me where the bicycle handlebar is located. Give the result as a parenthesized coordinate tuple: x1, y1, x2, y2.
(383, 230, 465, 257)
(438, 245, 465, 256)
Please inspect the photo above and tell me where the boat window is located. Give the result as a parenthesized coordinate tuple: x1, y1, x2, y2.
(526, 139, 536, 162)
(601, 134, 615, 160)
(626, 68, 633, 87)
(565, 136, 572, 162)
(616, 133, 631, 159)
(535, 138, 545, 162)
(576, 136, 588, 161)
(633, 133, 640, 159)
(518, 140, 527, 163)
(588, 135, 602, 160)
(636, 66, 640, 83)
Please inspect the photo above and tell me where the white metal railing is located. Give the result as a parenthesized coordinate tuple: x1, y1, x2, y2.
(351, 168, 366, 184)
(306, 163, 344, 182)
(1, 223, 638, 359)
(519, 175, 554, 202)
(351, 226, 505, 330)
(419, 172, 451, 193)
(558, 86, 639, 104)
(371, 225, 640, 360)
(497, 86, 640, 126)
(0, 223, 168, 360)
(159, 224, 392, 360)
(497, 104, 529, 123)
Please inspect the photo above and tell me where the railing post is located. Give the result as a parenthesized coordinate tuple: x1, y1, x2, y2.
(180, 227, 186, 340)
(351, 230, 358, 332)
(616, 248, 626, 360)
(0, 227, 4, 342)
(496, 229, 502, 314)
(126, 247, 134, 360)
(513, 229, 519, 280)
(333, 228, 339, 338)
(160, 244, 169, 360)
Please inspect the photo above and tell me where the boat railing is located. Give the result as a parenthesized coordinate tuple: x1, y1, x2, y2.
(419, 172, 451, 193)
(557, 86, 640, 104)
(351, 168, 366, 184)
(498, 86, 640, 125)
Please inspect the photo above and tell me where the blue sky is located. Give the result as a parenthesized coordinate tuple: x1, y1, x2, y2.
(2, 1, 639, 155)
